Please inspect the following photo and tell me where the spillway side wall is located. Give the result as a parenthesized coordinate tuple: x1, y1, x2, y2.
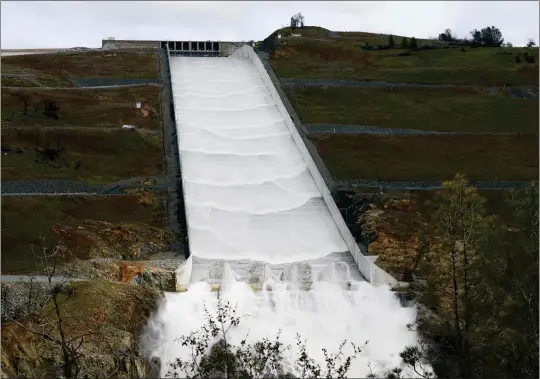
(231, 46, 398, 287)
(166, 46, 192, 260)
(255, 50, 337, 193)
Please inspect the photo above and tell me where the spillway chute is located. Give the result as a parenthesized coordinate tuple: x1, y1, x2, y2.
(145, 52, 426, 379)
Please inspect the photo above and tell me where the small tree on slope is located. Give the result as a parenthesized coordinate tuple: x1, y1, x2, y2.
(410, 176, 538, 378)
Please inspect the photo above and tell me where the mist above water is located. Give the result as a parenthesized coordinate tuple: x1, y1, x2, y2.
(143, 55, 425, 378)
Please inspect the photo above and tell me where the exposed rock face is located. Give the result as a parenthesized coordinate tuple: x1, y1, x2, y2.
(65, 259, 178, 292)
(1, 282, 48, 322)
(1, 281, 163, 378)
(50, 220, 174, 261)
(130, 267, 176, 292)
(366, 199, 424, 281)
(338, 191, 425, 282)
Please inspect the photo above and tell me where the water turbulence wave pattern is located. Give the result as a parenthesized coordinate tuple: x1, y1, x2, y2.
(146, 54, 424, 378)
(174, 56, 348, 265)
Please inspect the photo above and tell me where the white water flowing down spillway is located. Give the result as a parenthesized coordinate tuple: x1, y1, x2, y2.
(144, 55, 424, 377)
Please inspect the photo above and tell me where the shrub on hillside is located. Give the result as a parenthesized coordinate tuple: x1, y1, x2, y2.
(524, 55, 535, 63)
(438, 28, 455, 42)
(409, 37, 418, 50)
(401, 37, 409, 48)
(515, 55, 522, 63)
(258, 31, 280, 54)
(470, 26, 504, 47)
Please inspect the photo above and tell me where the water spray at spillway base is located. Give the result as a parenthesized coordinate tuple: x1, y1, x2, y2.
(142, 50, 428, 378)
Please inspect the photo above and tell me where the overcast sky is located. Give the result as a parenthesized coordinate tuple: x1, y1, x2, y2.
(1, 1, 538, 49)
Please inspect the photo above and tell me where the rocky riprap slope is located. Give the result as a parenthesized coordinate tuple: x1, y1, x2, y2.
(1, 280, 163, 378)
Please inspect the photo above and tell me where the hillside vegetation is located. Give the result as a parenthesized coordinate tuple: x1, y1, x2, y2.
(270, 27, 539, 86)
(287, 86, 539, 133)
(1, 51, 164, 185)
(267, 26, 538, 190)
(1, 51, 159, 88)
(267, 23, 538, 379)
(311, 133, 537, 181)
(1, 127, 162, 184)
(1, 195, 170, 274)
(1, 86, 161, 129)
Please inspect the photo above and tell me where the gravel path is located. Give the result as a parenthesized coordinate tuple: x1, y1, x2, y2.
(339, 179, 532, 190)
(305, 123, 519, 136)
(281, 78, 539, 99)
(71, 77, 161, 88)
(1, 180, 103, 195)
(1, 83, 161, 90)
(1, 177, 169, 196)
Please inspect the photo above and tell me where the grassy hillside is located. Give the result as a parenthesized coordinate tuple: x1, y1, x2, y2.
(1, 127, 162, 184)
(1, 195, 169, 274)
(310, 134, 538, 181)
(271, 28, 539, 86)
(1, 52, 164, 184)
(286, 86, 539, 133)
(268, 26, 538, 187)
(1, 51, 159, 88)
(1, 86, 161, 129)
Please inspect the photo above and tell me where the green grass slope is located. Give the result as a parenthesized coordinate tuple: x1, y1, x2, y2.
(270, 27, 539, 86)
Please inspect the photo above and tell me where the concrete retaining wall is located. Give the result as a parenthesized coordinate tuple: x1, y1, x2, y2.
(255, 51, 337, 193)
(231, 45, 398, 287)
(166, 47, 192, 259)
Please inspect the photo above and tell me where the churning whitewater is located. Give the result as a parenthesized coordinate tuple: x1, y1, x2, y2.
(144, 53, 423, 377)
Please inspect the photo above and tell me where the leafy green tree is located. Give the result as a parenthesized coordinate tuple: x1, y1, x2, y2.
(388, 34, 395, 47)
(409, 37, 418, 50)
(419, 174, 492, 377)
(470, 26, 504, 47)
(411, 176, 538, 378)
(473, 182, 539, 377)
(438, 29, 454, 42)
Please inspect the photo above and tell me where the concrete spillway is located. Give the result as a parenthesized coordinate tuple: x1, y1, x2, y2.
(144, 49, 424, 378)
(171, 55, 363, 285)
